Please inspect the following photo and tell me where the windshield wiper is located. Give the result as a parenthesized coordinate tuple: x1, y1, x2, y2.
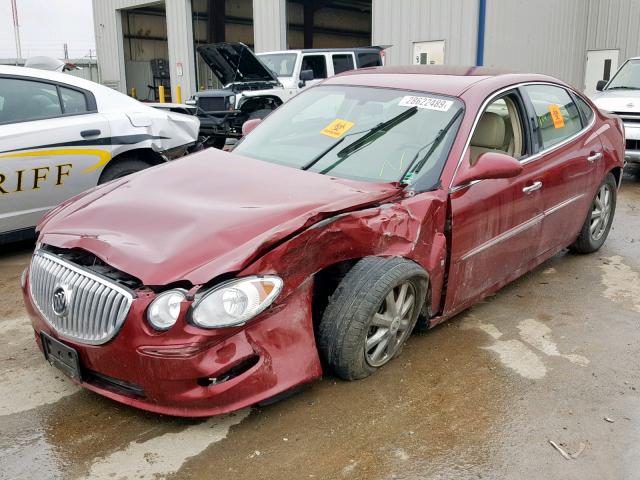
(606, 86, 640, 90)
(300, 107, 417, 171)
(400, 108, 463, 184)
(317, 107, 419, 175)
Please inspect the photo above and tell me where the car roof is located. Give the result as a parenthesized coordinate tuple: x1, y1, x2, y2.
(258, 47, 382, 55)
(0, 65, 104, 91)
(322, 65, 564, 97)
(0, 65, 161, 113)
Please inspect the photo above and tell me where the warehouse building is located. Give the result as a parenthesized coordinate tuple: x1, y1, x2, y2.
(92, 0, 640, 101)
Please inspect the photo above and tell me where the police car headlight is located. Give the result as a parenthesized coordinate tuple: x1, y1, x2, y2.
(147, 290, 186, 331)
(190, 276, 283, 329)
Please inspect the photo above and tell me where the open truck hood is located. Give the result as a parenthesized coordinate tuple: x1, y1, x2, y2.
(37, 149, 400, 286)
(197, 42, 279, 87)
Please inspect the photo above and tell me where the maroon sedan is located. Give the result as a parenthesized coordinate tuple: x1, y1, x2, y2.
(22, 66, 624, 416)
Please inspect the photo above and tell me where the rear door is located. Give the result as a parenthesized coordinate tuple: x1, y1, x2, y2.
(330, 53, 356, 75)
(520, 84, 600, 255)
(0, 75, 110, 234)
(445, 88, 546, 313)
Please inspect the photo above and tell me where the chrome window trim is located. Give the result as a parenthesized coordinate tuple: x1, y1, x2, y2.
(29, 249, 135, 345)
(449, 81, 598, 193)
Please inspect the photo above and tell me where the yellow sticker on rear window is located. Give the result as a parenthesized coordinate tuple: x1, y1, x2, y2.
(321, 119, 354, 138)
(548, 104, 565, 129)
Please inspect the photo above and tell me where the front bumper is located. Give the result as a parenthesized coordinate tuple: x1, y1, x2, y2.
(624, 122, 640, 164)
(23, 275, 322, 417)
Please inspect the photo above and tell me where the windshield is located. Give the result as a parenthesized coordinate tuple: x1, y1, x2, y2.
(234, 85, 463, 185)
(257, 53, 297, 77)
(606, 59, 640, 90)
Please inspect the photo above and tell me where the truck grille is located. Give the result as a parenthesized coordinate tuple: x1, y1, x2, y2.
(29, 250, 134, 345)
(198, 96, 227, 112)
(627, 139, 640, 151)
(613, 112, 640, 124)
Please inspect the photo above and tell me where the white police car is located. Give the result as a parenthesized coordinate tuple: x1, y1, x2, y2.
(0, 65, 200, 244)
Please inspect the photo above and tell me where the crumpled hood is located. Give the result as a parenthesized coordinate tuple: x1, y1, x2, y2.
(591, 89, 640, 113)
(38, 149, 400, 286)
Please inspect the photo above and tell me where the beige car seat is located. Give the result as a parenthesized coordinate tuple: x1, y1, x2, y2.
(469, 111, 506, 164)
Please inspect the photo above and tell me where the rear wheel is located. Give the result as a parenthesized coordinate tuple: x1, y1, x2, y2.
(570, 172, 617, 253)
(317, 257, 428, 380)
(98, 158, 152, 184)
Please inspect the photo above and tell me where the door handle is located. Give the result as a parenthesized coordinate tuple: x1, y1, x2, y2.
(523, 181, 543, 194)
(587, 152, 603, 162)
(80, 129, 101, 138)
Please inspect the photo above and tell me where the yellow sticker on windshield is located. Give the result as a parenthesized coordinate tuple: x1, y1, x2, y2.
(548, 104, 565, 129)
(321, 119, 355, 138)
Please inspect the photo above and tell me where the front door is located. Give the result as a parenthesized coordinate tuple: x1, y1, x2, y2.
(445, 89, 545, 314)
(0, 76, 110, 233)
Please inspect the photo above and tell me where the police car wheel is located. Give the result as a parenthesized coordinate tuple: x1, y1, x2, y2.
(98, 159, 152, 184)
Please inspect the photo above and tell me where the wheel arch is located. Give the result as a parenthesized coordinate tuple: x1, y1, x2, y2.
(311, 256, 432, 332)
(103, 147, 165, 172)
(610, 166, 623, 188)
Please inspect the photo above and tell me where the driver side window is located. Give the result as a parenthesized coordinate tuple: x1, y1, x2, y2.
(469, 92, 526, 165)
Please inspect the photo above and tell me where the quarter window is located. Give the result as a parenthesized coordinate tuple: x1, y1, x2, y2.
(332, 54, 355, 74)
(301, 55, 327, 79)
(356, 52, 382, 68)
(523, 85, 582, 149)
(574, 94, 595, 125)
(60, 87, 89, 114)
(0, 77, 62, 123)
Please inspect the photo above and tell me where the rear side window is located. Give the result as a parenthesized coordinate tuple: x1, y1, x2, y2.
(0, 77, 62, 124)
(332, 54, 355, 74)
(356, 52, 382, 68)
(60, 87, 89, 114)
(523, 85, 582, 149)
(301, 55, 327, 79)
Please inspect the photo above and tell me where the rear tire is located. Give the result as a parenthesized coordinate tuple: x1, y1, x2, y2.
(98, 158, 152, 184)
(317, 257, 428, 381)
(570, 172, 617, 253)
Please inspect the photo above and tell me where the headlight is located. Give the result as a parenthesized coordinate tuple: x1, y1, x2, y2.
(191, 276, 283, 329)
(228, 95, 236, 109)
(147, 290, 186, 331)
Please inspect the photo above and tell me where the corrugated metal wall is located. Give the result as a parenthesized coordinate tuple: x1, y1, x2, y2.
(586, 0, 640, 59)
(484, 0, 589, 89)
(253, 0, 287, 52)
(372, 0, 478, 66)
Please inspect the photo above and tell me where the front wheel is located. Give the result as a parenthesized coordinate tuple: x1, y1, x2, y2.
(317, 257, 428, 380)
(570, 172, 617, 253)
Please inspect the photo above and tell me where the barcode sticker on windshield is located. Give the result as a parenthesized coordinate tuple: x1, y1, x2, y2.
(398, 96, 453, 111)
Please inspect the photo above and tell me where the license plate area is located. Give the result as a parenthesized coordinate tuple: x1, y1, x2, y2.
(41, 331, 82, 381)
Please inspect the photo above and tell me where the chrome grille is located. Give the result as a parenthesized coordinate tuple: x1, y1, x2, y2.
(29, 250, 134, 345)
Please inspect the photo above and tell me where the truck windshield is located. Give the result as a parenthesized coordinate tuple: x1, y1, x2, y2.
(606, 59, 640, 90)
(257, 53, 297, 77)
(234, 85, 463, 185)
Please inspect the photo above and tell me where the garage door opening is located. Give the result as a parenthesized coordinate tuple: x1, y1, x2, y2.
(191, 0, 254, 91)
(286, 0, 372, 49)
(122, 1, 170, 102)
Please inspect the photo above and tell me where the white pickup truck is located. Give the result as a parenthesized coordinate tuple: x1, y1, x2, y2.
(590, 57, 640, 166)
(190, 42, 385, 148)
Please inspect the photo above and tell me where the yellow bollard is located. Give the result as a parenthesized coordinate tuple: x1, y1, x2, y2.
(131, 87, 136, 98)
(158, 85, 166, 103)
(176, 85, 182, 104)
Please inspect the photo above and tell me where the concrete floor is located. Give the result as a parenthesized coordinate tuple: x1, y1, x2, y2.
(1, 177, 639, 480)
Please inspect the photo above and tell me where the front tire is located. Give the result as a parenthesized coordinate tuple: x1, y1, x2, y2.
(98, 158, 152, 184)
(317, 257, 428, 380)
(570, 172, 617, 253)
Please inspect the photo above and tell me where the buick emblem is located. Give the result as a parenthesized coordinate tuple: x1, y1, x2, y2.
(52, 286, 69, 317)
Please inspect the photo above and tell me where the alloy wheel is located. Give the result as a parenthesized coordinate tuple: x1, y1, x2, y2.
(365, 282, 416, 367)
(590, 183, 613, 241)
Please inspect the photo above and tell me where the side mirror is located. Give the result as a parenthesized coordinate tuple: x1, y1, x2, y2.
(596, 80, 608, 92)
(298, 69, 314, 87)
(454, 151, 523, 186)
(242, 118, 262, 136)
